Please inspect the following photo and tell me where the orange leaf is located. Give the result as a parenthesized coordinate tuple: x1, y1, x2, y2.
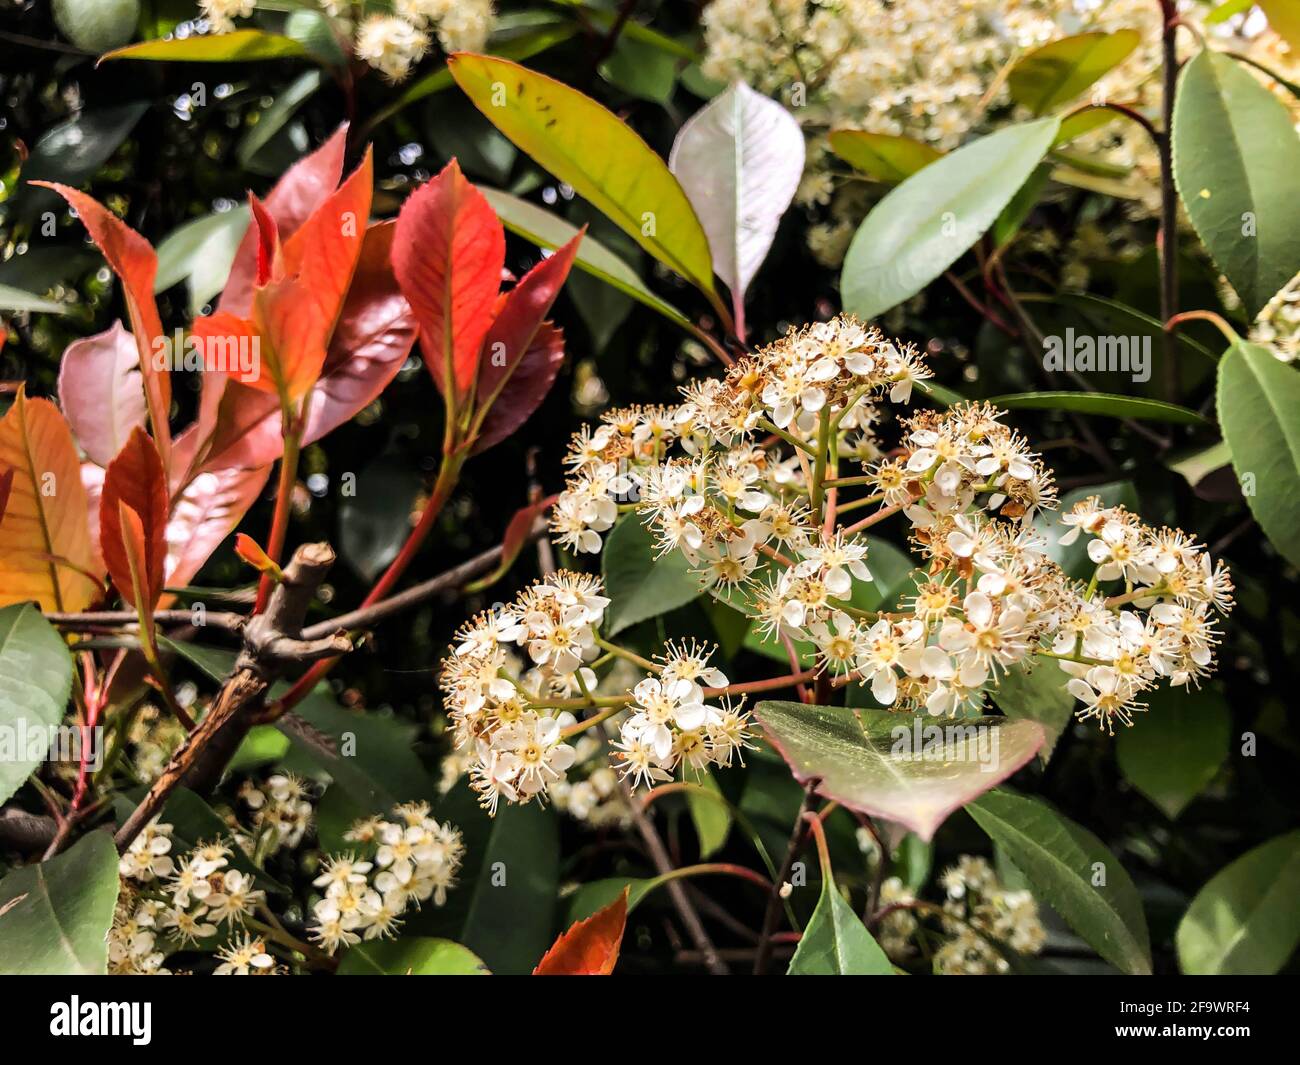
(234, 532, 282, 579)
(31, 182, 172, 472)
(100, 426, 168, 609)
(116, 500, 155, 644)
(0, 387, 102, 612)
(0, 467, 12, 526)
(532, 887, 628, 975)
(254, 148, 375, 404)
(393, 159, 505, 403)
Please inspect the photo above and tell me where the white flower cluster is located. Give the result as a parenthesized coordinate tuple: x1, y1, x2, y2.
(113, 819, 270, 975)
(611, 641, 756, 790)
(201, 0, 494, 83)
(701, 1, 1300, 260)
(1251, 269, 1300, 363)
(879, 855, 1046, 973)
(309, 802, 465, 954)
(237, 772, 314, 854)
(542, 314, 1232, 738)
(440, 572, 609, 811)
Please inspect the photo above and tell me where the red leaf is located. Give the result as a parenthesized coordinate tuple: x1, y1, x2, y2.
(249, 193, 281, 288)
(393, 159, 505, 401)
(475, 231, 582, 418)
(115, 500, 153, 630)
(33, 182, 172, 469)
(533, 888, 628, 976)
(57, 321, 147, 468)
(100, 426, 168, 608)
(219, 126, 347, 317)
(187, 311, 271, 393)
(178, 221, 416, 474)
(164, 463, 271, 598)
(472, 321, 566, 454)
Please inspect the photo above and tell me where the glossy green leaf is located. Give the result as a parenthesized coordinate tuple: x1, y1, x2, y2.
(827, 130, 943, 184)
(601, 516, 704, 636)
(1116, 685, 1230, 819)
(1008, 31, 1140, 116)
(1216, 339, 1300, 567)
(0, 831, 119, 975)
(841, 118, 1060, 321)
(787, 843, 892, 975)
(154, 205, 250, 315)
(984, 391, 1210, 425)
(1173, 49, 1300, 316)
(477, 186, 693, 332)
(20, 102, 148, 193)
(0, 283, 66, 315)
(448, 54, 719, 307)
(992, 660, 1076, 762)
(338, 937, 490, 975)
(237, 69, 325, 168)
(100, 29, 312, 63)
(753, 702, 1046, 841)
(0, 604, 74, 805)
(685, 769, 731, 859)
(968, 790, 1152, 974)
(1168, 439, 1232, 490)
(52, 0, 138, 53)
(1176, 830, 1300, 975)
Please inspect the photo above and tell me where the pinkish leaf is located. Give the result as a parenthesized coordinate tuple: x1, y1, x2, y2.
(164, 462, 271, 595)
(752, 700, 1046, 842)
(58, 321, 147, 467)
(472, 321, 566, 455)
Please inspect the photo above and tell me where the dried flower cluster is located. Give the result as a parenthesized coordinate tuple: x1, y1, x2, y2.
(879, 855, 1046, 973)
(309, 802, 465, 954)
(200, 0, 494, 82)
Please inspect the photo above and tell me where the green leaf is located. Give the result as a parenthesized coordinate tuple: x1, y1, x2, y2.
(0, 282, 66, 315)
(448, 54, 719, 308)
(153, 205, 250, 315)
(1116, 685, 1230, 819)
(237, 69, 325, 169)
(20, 102, 149, 192)
(101, 29, 312, 63)
(0, 604, 74, 805)
(565, 877, 659, 925)
(1008, 31, 1141, 116)
(827, 130, 943, 184)
(841, 118, 1060, 321)
(752, 702, 1046, 841)
(983, 391, 1210, 425)
(1173, 49, 1300, 316)
(600, 35, 679, 104)
(787, 851, 893, 975)
(282, 8, 347, 67)
(601, 516, 704, 636)
(992, 661, 1076, 762)
(1217, 339, 1300, 567)
(338, 937, 491, 975)
(1176, 830, 1300, 975)
(0, 830, 120, 975)
(478, 186, 693, 333)
(338, 460, 424, 582)
(1168, 439, 1232, 490)
(685, 769, 731, 859)
(51, 0, 139, 53)
(967, 790, 1152, 974)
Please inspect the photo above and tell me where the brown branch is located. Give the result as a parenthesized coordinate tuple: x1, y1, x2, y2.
(44, 609, 246, 632)
(114, 543, 345, 853)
